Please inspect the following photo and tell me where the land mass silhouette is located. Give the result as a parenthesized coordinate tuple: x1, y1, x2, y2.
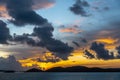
(26, 66, 120, 72)
(1, 66, 120, 73)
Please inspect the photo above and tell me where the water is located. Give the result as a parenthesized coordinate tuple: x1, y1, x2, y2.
(0, 72, 120, 80)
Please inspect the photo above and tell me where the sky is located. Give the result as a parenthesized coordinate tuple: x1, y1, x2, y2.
(0, 0, 120, 71)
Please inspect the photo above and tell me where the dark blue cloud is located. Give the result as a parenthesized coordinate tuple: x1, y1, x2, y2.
(0, 20, 11, 44)
(70, 0, 90, 16)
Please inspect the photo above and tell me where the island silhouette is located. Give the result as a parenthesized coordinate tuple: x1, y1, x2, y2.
(1, 66, 120, 73)
(25, 66, 120, 72)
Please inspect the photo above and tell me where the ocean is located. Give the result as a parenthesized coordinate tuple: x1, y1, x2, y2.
(0, 72, 120, 80)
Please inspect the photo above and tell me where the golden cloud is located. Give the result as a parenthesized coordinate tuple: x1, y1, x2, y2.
(19, 54, 120, 70)
(94, 38, 118, 44)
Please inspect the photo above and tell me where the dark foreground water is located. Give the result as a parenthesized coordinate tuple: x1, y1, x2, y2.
(0, 72, 120, 80)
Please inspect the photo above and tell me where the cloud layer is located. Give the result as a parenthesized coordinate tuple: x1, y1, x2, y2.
(0, 55, 22, 71)
(0, 0, 73, 60)
(0, 20, 11, 44)
(84, 42, 120, 60)
(0, 0, 55, 19)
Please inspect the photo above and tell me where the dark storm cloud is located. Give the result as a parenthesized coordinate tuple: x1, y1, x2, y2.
(116, 46, 120, 58)
(80, 38, 87, 43)
(70, 0, 90, 16)
(84, 50, 94, 59)
(13, 33, 37, 46)
(33, 25, 74, 60)
(6, 0, 47, 26)
(83, 41, 120, 60)
(11, 23, 73, 60)
(83, 42, 119, 60)
(90, 42, 114, 60)
(0, 0, 74, 60)
(0, 55, 22, 71)
(0, 0, 55, 19)
(72, 41, 80, 47)
(0, 20, 11, 44)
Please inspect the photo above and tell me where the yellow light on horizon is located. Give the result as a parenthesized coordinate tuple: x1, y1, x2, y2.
(0, 51, 9, 58)
(94, 38, 118, 44)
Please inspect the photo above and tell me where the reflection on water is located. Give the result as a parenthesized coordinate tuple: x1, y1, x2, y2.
(0, 72, 120, 80)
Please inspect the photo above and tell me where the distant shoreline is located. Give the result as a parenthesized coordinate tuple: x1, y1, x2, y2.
(25, 66, 120, 72)
(1, 66, 120, 73)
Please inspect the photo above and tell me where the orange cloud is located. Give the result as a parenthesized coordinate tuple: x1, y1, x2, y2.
(33, 2, 55, 10)
(94, 38, 118, 44)
(32, 0, 55, 10)
(0, 5, 6, 11)
(0, 5, 11, 19)
(59, 27, 83, 34)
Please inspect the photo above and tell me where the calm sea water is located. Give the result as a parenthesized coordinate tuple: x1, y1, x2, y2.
(0, 72, 120, 80)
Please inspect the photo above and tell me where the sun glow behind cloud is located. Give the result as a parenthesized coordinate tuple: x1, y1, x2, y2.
(0, 51, 9, 58)
(94, 38, 118, 44)
(19, 54, 120, 71)
(18, 48, 120, 70)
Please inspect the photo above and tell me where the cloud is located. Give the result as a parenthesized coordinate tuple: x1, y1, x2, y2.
(103, 21, 120, 40)
(78, 18, 120, 47)
(116, 46, 120, 58)
(59, 26, 83, 34)
(13, 33, 37, 46)
(37, 53, 60, 63)
(33, 25, 74, 60)
(0, 0, 74, 60)
(91, 21, 120, 45)
(84, 42, 120, 60)
(1, 0, 73, 60)
(70, 0, 90, 16)
(72, 41, 80, 47)
(94, 38, 118, 44)
(0, 20, 11, 44)
(90, 42, 114, 60)
(103, 7, 110, 11)
(32, 0, 55, 10)
(0, 5, 10, 18)
(0, 55, 22, 71)
(37, 58, 60, 63)
(5, 0, 47, 26)
(78, 17, 120, 60)
(84, 50, 95, 59)
(80, 38, 87, 43)
(0, 0, 55, 19)
(10, 24, 74, 60)
(0, 44, 46, 59)
(83, 41, 120, 60)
